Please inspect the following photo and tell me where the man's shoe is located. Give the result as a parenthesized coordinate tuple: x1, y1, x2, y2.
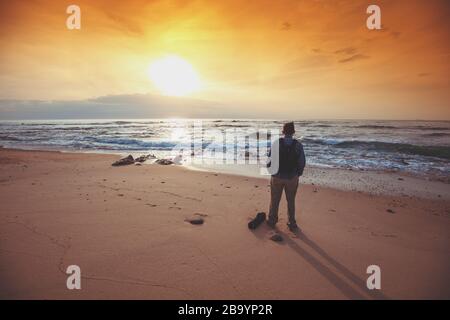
(288, 223, 299, 232)
(248, 212, 266, 230)
(266, 220, 276, 229)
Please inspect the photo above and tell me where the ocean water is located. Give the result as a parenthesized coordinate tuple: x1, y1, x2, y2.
(0, 119, 449, 182)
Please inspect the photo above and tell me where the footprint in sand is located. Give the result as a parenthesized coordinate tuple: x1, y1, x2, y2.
(185, 213, 208, 225)
(195, 213, 208, 217)
(270, 233, 283, 242)
(185, 217, 204, 225)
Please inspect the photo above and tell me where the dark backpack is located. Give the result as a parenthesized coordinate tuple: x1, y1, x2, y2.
(278, 138, 298, 175)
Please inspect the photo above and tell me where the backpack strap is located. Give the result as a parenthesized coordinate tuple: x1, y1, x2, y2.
(291, 139, 298, 148)
(280, 137, 297, 148)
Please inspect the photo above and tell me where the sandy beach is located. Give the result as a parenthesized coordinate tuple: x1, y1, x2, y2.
(0, 148, 449, 299)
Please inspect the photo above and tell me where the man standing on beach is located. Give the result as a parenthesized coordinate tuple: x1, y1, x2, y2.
(267, 122, 306, 231)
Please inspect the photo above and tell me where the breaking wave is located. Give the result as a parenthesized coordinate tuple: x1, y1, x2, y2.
(304, 138, 450, 160)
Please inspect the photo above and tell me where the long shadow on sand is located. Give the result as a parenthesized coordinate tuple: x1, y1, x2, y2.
(252, 225, 388, 300)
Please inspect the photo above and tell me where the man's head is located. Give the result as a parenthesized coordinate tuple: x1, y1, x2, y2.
(282, 122, 295, 136)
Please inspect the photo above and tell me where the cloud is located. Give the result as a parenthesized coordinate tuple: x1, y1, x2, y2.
(104, 12, 145, 36)
(0, 93, 226, 120)
(281, 21, 291, 30)
(0, 93, 289, 119)
(334, 47, 357, 55)
(338, 54, 370, 63)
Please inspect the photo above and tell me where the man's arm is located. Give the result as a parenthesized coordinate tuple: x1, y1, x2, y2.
(296, 142, 306, 176)
(266, 139, 278, 168)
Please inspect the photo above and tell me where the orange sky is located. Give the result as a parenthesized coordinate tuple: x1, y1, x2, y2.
(0, 0, 449, 119)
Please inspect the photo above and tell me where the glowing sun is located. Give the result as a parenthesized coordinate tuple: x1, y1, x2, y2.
(148, 55, 201, 96)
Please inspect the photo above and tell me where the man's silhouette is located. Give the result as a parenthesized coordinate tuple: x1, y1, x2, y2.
(267, 122, 306, 231)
